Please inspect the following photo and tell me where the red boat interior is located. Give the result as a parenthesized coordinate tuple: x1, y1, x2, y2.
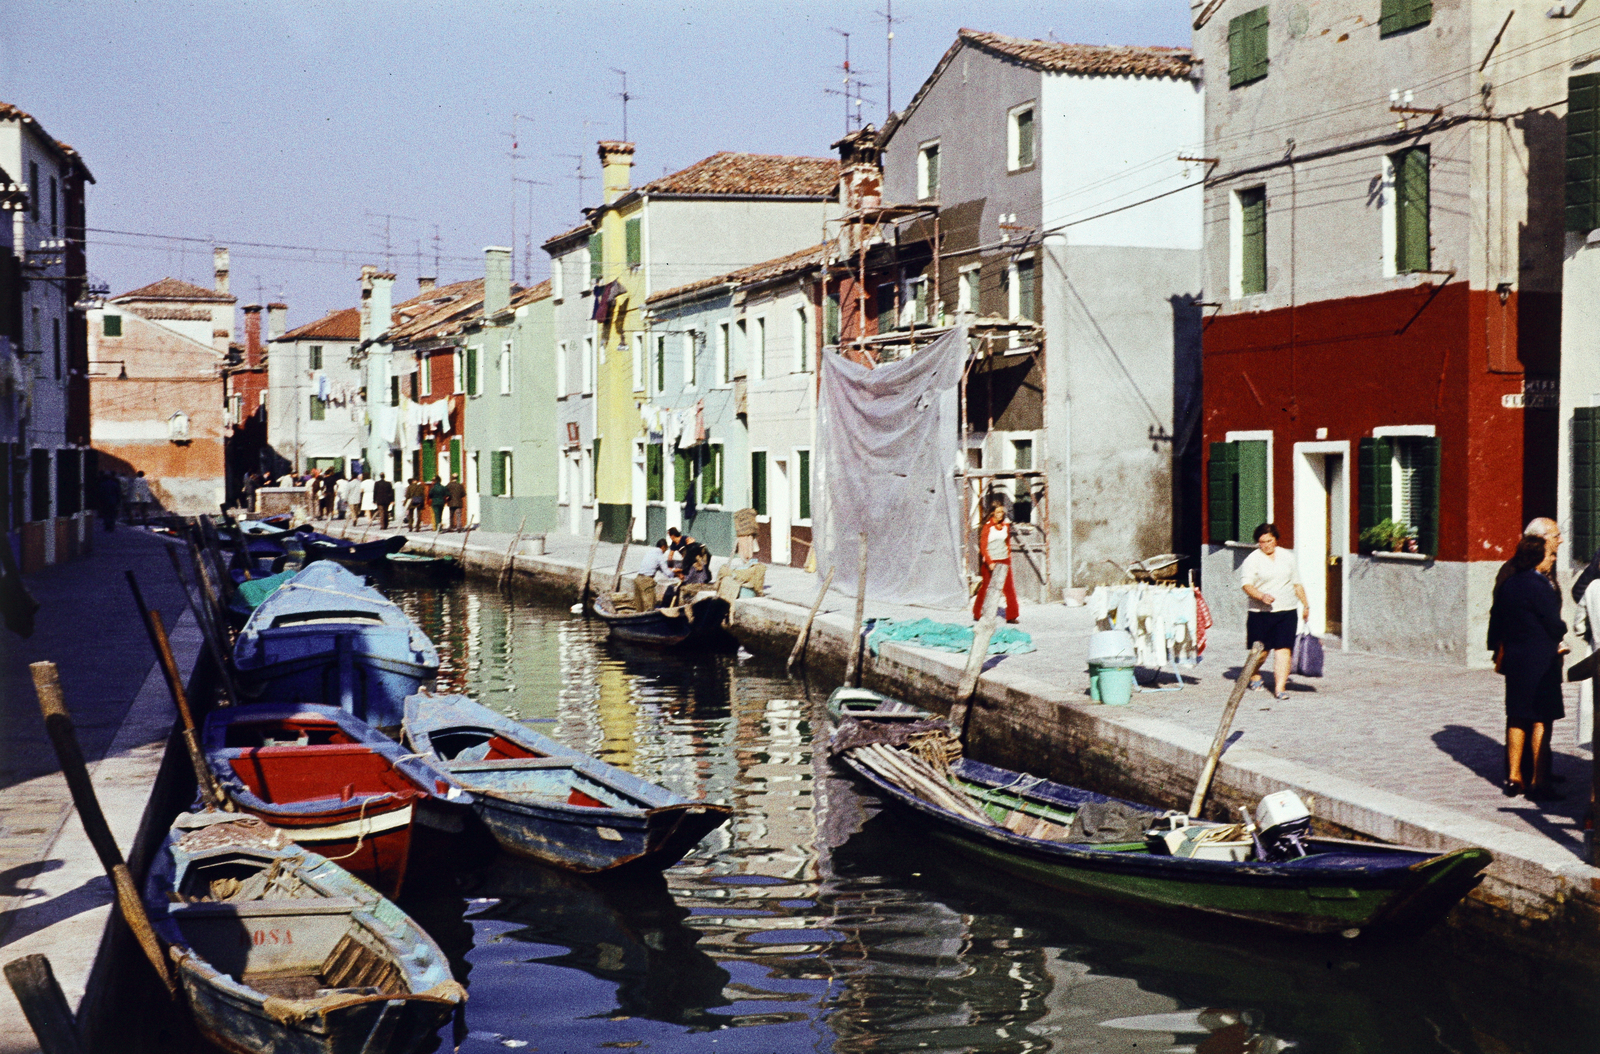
(429, 728, 546, 762)
(223, 717, 360, 749)
(229, 745, 423, 805)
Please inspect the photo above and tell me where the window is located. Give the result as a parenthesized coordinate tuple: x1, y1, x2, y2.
(1575, 408, 1600, 560)
(704, 444, 724, 505)
(752, 317, 766, 380)
(1207, 439, 1268, 543)
(389, 375, 400, 407)
(632, 333, 645, 392)
(717, 322, 731, 385)
(1234, 186, 1267, 297)
(825, 293, 841, 345)
(735, 319, 748, 379)
(28, 162, 37, 221)
(421, 354, 433, 396)
(908, 277, 930, 325)
(1229, 7, 1270, 87)
(647, 442, 664, 501)
(452, 349, 464, 394)
(794, 306, 809, 373)
(674, 448, 694, 502)
(309, 395, 328, 421)
(683, 330, 697, 389)
(308, 345, 323, 370)
(500, 340, 513, 395)
(589, 232, 603, 284)
(465, 346, 480, 396)
(751, 451, 768, 515)
(582, 336, 595, 394)
(959, 266, 980, 314)
(1012, 439, 1033, 471)
(1380, 0, 1431, 36)
(917, 141, 940, 200)
(1008, 105, 1035, 170)
(876, 283, 898, 333)
(625, 217, 642, 267)
(1392, 147, 1430, 274)
(1005, 260, 1035, 321)
(1360, 435, 1439, 555)
(551, 257, 564, 301)
(557, 340, 569, 395)
(654, 334, 667, 393)
(491, 450, 513, 497)
(796, 449, 811, 520)
(102, 315, 121, 338)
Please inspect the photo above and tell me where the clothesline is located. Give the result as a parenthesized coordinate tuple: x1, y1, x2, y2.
(1088, 584, 1212, 669)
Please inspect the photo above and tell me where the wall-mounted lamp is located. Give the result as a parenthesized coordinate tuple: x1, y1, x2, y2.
(1497, 282, 1513, 304)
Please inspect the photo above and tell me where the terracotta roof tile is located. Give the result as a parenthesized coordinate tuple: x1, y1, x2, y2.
(637, 152, 838, 198)
(114, 277, 236, 304)
(649, 242, 829, 305)
(957, 29, 1193, 78)
(279, 307, 360, 342)
(542, 221, 594, 250)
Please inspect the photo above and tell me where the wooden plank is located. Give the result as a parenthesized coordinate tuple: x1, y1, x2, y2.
(3, 955, 86, 1054)
(611, 516, 637, 592)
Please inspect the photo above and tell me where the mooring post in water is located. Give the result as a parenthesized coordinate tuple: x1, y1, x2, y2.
(951, 563, 1005, 740)
(499, 515, 529, 591)
(787, 567, 836, 674)
(611, 516, 637, 593)
(843, 532, 869, 688)
(1189, 643, 1267, 819)
(4, 955, 86, 1054)
(580, 519, 603, 610)
(29, 663, 176, 996)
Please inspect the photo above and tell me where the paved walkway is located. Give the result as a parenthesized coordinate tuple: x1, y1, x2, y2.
(327, 518, 1593, 863)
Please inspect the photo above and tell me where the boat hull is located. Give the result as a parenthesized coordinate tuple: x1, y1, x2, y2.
(472, 794, 729, 873)
(234, 634, 435, 730)
(594, 596, 736, 650)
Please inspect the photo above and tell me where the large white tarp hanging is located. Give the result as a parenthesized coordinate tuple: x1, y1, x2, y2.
(814, 324, 967, 609)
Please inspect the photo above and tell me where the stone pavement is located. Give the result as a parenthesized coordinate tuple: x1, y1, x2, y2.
(328, 517, 1592, 865)
(0, 527, 196, 1052)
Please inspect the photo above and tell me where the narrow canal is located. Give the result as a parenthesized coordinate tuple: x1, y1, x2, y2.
(380, 577, 1593, 1054)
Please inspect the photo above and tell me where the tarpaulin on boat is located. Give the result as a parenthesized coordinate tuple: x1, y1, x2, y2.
(814, 324, 966, 609)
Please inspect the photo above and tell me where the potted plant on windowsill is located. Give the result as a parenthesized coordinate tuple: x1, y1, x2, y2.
(1360, 518, 1417, 554)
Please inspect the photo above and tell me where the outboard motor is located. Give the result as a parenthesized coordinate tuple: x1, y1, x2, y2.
(1254, 790, 1313, 861)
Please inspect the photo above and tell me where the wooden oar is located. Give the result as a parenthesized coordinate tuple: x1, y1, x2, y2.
(842, 532, 869, 688)
(1188, 643, 1268, 819)
(3, 955, 86, 1054)
(786, 567, 835, 674)
(498, 515, 528, 591)
(29, 663, 176, 996)
(166, 545, 240, 709)
(611, 516, 637, 593)
(579, 519, 603, 610)
(125, 571, 229, 810)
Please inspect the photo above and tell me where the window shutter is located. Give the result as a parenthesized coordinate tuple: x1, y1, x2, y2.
(1229, 7, 1269, 87)
(1568, 75, 1600, 233)
(1208, 441, 1238, 543)
(466, 347, 479, 395)
(491, 451, 506, 497)
(1397, 148, 1431, 273)
(825, 294, 841, 345)
(1240, 187, 1267, 295)
(1382, 0, 1432, 35)
(309, 395, 325, 421)
(389, 375, 400, 407)
(1018, 260, 1036, 321)
(674, 449, 693, 503)
(1575, 409, 1600, 562)
(707, 446, 724, 506)
(1016, 109, 1034, 167)
(1237, 440, 1269, 534)
(877, 284, 897, 333)
(927, 145, 940, 197)
(625, 217, 642, 266)
(1358, 437, 1394, 546)
(798, 449, 811, 520)
(102, 315, 121, 337)
(589, 232, 603, 284)
(751, 452, 767, 515)
(647, 443, 663, 501)
(421, 439, 436, 481)
(1412, 436, 1440, 556)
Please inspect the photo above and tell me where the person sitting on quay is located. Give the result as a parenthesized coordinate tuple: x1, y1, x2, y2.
(635, 538, 675, 609)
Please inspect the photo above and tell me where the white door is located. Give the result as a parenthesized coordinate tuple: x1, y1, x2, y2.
(631, 441, 647, 542)
(770, 457, 791, 565)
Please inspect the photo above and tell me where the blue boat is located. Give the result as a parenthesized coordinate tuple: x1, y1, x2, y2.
(404, 693, 731, 874)
(296, 527, 408, 568)
(232, 561, 439, 730)
(146, 812, 464, 1054)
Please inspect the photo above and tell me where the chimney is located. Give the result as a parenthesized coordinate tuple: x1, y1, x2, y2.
(367, 271, 395, 345)
(213, 247, 230, 295)
(359, 264, 378, 341)
(597, 140, 635, 205)
(242, 304, 263, 368)
(833, 125, 884, 211)
(484, 247, 511, 318)
(267, 302, 287, 341)
(417, 276, 436, 294)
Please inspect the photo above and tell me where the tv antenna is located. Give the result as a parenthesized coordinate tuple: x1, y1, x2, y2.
(825, 29, 874, 134)
(514, 176, 551, 284)
(558, 152, 589, 211)
(609, 69, 635, 141)
(876, 1, 905, 118)
(364, 211, 417, 272)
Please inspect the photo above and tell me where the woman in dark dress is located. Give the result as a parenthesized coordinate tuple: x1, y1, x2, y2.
(1490, 534, 1568, 799)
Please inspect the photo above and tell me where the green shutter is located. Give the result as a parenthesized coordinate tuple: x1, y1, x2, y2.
(654, 337, 665, 392)
(1016, 109, 1034, 167)
(1237, 440, 1268, 536)
(647, 443, 663, 501)
(102, 315, 121, 337)
(1239, 187, 1266, 295)
(591, 438, 600, 497)
(309, 395, 325, 421)
(625, 217, 641, 266)
(589, 231, 603, 284)
(926, 144, 939, 197)
(1569, 75, 1600, 233)
(825, 294, 841, 345)
(1412, 436, 1440, 556)
(421, 439, 436, 481)
(1575, 409, 1600, 562)
(389, 375, 400, 407)
(877, 284, 897, 333)
(751, 452, 767, 515)
(798, 449, 811, 520)
(466, 347, 479, 396)
(674, 448, 693, 503)
(1358, 437, 1394, 546)
(490, 451, 505, 496)
(1229, 7, 1269, 87)
(1208, 441, 1239, 543)
(705, 445, 724, 506)
(1396, 148, 1431, 274)
(1017, 259, 1036, 321)
(1380, 0, 1432, 36)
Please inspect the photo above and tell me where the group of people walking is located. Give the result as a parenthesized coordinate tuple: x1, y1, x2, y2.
(240, 468, 470, 531)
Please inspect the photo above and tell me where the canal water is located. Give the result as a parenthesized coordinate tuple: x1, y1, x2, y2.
(382, 579, 1594, 1054)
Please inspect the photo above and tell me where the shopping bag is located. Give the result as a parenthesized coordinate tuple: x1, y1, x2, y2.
(1292, 626, 1323, 678)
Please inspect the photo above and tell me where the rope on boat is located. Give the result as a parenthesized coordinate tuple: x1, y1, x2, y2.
(849, 743, 1000, 828)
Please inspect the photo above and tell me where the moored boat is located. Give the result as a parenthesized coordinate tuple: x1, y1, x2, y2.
(404, 693, 730, 874)
(296, 527, 408, 568)
(146, 812, 464, 1054)
(831, 716, 1491, 938)
(826, 685, 932, 724)
(231, 560, 439, 729)
(202, 703, 472, 897)
(592, 591, 735, 650)
(382, 551, 465, 583)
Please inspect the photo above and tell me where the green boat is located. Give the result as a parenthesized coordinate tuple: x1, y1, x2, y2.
(835, 740, 1491, 938)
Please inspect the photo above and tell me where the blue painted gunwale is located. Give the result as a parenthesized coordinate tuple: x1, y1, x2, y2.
(145, 815, 461, 1054)
(231, 561, 439, 728)
(404, 693, 730, 873)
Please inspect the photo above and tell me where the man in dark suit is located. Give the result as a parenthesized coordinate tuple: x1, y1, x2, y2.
(373, 475, 395, 530)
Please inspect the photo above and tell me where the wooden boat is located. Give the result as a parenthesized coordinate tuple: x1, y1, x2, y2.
(382, 551, 464, 583)
(826, 686, 932, 724)
(404, 693, 730, 874)
(833, 723, 1491, 938)
(231, 560, 439, 729)
(146, 812, 463, 1054)
(592, 590, 736, 650)
(296, 528, 408, 568)
(202, 703, 472, 898)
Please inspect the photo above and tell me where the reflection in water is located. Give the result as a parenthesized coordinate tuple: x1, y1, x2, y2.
(385, 582, 1595, 1054)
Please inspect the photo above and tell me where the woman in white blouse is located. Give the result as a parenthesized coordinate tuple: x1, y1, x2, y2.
(1238, 522, 1309, 699)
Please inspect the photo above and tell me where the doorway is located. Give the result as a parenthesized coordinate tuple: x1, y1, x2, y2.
(1293, 443, 1349, 640)
(770, 457, 791, 565)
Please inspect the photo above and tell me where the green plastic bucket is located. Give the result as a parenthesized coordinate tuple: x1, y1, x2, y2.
(1094, 665, 1135, 706)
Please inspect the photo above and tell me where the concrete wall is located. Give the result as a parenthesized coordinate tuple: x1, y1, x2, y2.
(548, 237, 598, 538)
(646, 197, 835, 297)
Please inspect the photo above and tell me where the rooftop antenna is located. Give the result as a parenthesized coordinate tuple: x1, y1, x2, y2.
(609, 69, 634, 141)
(364, 211, 417, 272)
(558, 152, 589, 211)
(504, 114, 537, 263)
(828, 29, 853, 134)
(875, 0, 904, 118)
(514, 176, 551, 284)
(432, 224, 442, 276)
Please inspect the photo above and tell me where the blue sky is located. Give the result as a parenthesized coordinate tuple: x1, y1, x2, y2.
(2, 0, 1190, 328)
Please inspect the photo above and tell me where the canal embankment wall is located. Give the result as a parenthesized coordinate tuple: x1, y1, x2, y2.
(337, 523, 1600, 964)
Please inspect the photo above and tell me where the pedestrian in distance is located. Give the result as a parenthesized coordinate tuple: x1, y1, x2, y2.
(429, 476, 448, 532)
(404, 477, 425, 530)
(95, 471, 121, 532)
(339, 474, 360, 520)
(319, 470, 339, 519)
(372, 475, 395, 531)
(445, 474, 467, 530)
(1238, 522, 1309, 700)
(1489, 534, 1569, 800)
(240, 471, 259, 514)
(973, 499, 1020, 624)
(358, 473, 376, 525)
(129, 470, 154, 525)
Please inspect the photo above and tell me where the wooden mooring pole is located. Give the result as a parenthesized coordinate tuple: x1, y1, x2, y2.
(499, 515, 529, 591)
(611, 517, 637, 593)
(1189, 643, 1268, 819)
(579, 519, 603, 610)
(787, 567, 836, 674)
(950, 562, 1005, 741)
(4, 955, 86, 1054)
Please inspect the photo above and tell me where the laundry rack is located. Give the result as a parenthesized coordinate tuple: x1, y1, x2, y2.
(1087, 583, 1208, 693)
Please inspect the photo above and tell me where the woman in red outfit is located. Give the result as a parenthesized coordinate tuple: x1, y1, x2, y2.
(973, 502, 1020, 623)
